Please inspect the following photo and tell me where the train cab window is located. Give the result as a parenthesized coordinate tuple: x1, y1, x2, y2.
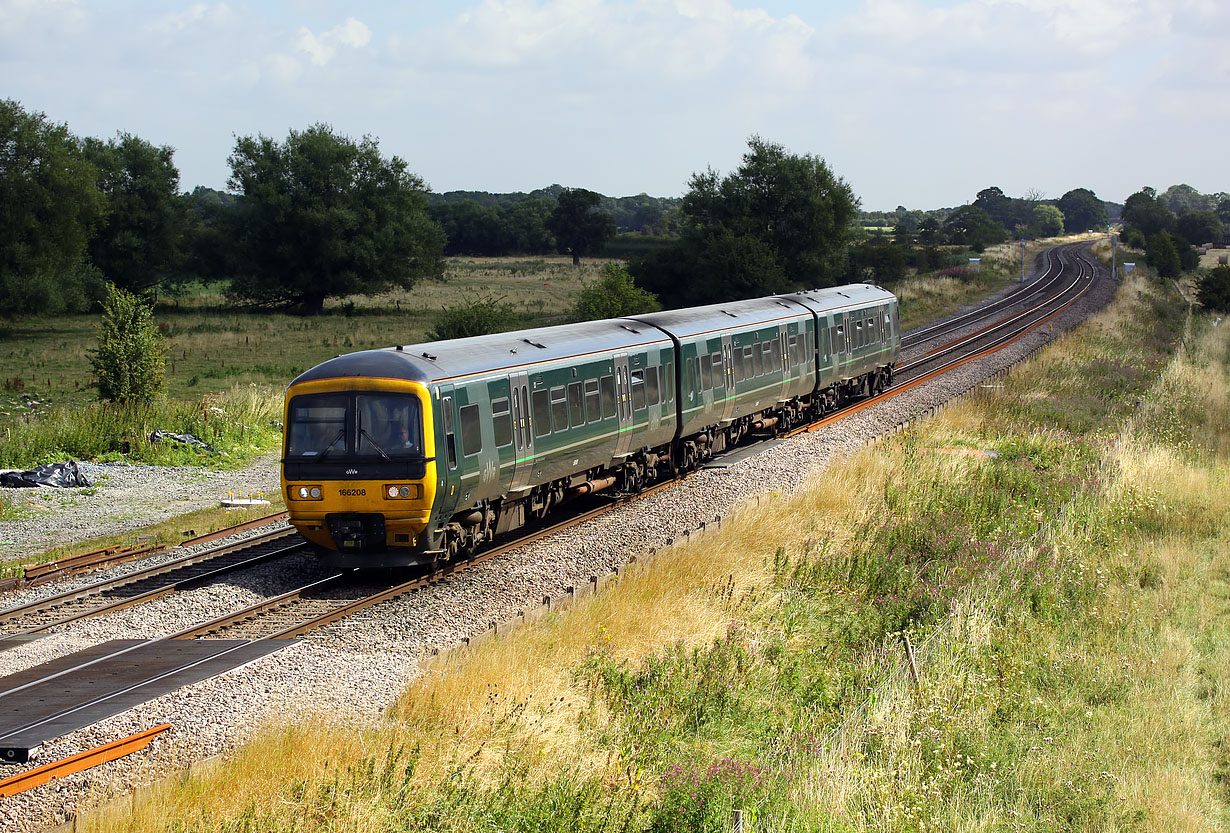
(568, 382, 584, 427)
(354, 392, 424, 460)
(492, 397, 512, 448)
(600, 374, 617, 419)
(286, 393, 347, 458)
(550, 386, 568, 431)
(631, 371, 646, 411)
(585, 379, 601, 423)
(647, 366, 660, 406)
(532, 389, 551, 437)
(459, 404, 482, 457)
(700, 354, 713, 390)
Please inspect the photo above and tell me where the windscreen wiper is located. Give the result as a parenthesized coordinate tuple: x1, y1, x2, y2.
(358, 427, 393, 461)
(316, 427, 345, 460)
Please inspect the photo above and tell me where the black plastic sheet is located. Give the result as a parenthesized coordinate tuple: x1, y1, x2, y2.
(0, 461, 93, 489)
(149, 430, 216, 452)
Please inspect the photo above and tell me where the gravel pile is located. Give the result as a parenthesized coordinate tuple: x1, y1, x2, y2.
(0, 260, 1116, 832)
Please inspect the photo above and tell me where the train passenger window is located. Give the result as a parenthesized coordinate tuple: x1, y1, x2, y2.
(550, 386, 568, 431)
(584, 379, 601, 423)
(867, 317, 876, 342)
(600, 375, 616, 419)
(567, 382, 584, 427)
(631, 371, 646, 411)
(762, 342, 774, 373)
(788, 334, 799, 365)
(459, 404, 482, 457)
(492, 398, 512, 448)
(771, 339, 782, 372)
(700, 354, 712, 390)
(733, 347, 745, 382)
(647, 366, 660, 406)
(532, 389, 551, 437)
(664, 362, 674, 403)
(710, 353, 724, 390)
(441, 397, 458, 470)
(750, 343, 761, 377)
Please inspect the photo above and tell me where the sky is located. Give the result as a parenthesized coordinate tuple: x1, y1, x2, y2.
(2, 0, 1226, 211)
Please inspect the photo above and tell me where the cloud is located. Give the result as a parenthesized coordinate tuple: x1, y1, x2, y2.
(0, 0, 86, 38)
(296, 17, 372, 66)
(151, 2, 233, 34)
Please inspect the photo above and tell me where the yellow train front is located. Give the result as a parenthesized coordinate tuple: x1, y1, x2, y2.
(282, 349, 440, 567)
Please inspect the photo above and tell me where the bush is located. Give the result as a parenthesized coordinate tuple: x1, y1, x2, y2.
(572, 263, 661, 321)
(427, 294, 516, 340)
(1196, 264, 1230, 313)
(88, 283, 167, 403)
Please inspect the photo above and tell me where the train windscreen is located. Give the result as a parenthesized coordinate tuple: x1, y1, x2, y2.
(286, 392, 423, 459)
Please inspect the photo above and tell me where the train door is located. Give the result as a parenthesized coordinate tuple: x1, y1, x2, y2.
(778, 323, 791, 398)
(834, 312, 849, 379)
(434, 384, 462, 522)
(720, 337, 735, 421)
(613, 353, 634, 457)
(508, 371, 535, 492)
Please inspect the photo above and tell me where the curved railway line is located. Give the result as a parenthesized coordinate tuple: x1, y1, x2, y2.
(0, 240, 1107, 802)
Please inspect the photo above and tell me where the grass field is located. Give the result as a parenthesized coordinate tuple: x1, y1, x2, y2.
(76, 259, 1230, 830)
(0, 256, 604, 414)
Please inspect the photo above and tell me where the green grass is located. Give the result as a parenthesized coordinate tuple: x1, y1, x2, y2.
(0, 256, 601, 416)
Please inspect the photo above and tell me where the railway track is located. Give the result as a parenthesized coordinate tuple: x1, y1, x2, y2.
(0, 241, 1106, 779)
(0, 528, 307, 639)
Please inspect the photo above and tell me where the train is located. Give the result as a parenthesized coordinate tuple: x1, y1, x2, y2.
(281, 284, 900, 568)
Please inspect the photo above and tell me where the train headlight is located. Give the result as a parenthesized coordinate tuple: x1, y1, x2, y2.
(291, 485, 323, 501)
(383, 484, 419, 500)
(387, 486, 399, 498)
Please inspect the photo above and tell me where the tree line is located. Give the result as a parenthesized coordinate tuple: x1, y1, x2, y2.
(4, 97, 1227, 321)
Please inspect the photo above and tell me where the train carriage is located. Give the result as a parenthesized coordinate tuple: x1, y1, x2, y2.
(629, 296, 817, 461)
(283, 319, 676, 567)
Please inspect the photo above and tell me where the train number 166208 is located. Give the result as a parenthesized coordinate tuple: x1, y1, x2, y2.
(338, 488, 366, 496)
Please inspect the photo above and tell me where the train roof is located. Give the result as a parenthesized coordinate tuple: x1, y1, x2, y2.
(781, 283, 896, 314)
(289, 318, 673, 388)
(627, 295, 811, 339)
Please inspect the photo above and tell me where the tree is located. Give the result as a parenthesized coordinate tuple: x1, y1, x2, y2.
(84, 133, 188, 293)
(89, 283, 166, 403)
(548, 188, 616, 265)
(499, 197, 555, 254)
(916, 216, 941, 246)
(973, 186, 1026, 231)
(226, 124, 444, 314)
(1147, 231, 1181, 278)
(1057, 188, 1108, 233)
(1175, 210, 1223, 247)
(572, 263, 660, 321)
(1217, 198, 1230, 226)
(941, 205, 1005, 250)
(1032, 204, 1065, 238)
(1122, 188, 1175, 239)
(682, 137, 858, 286)
(1196, 265, 1230, 313)
(0, 99, 106, 314)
